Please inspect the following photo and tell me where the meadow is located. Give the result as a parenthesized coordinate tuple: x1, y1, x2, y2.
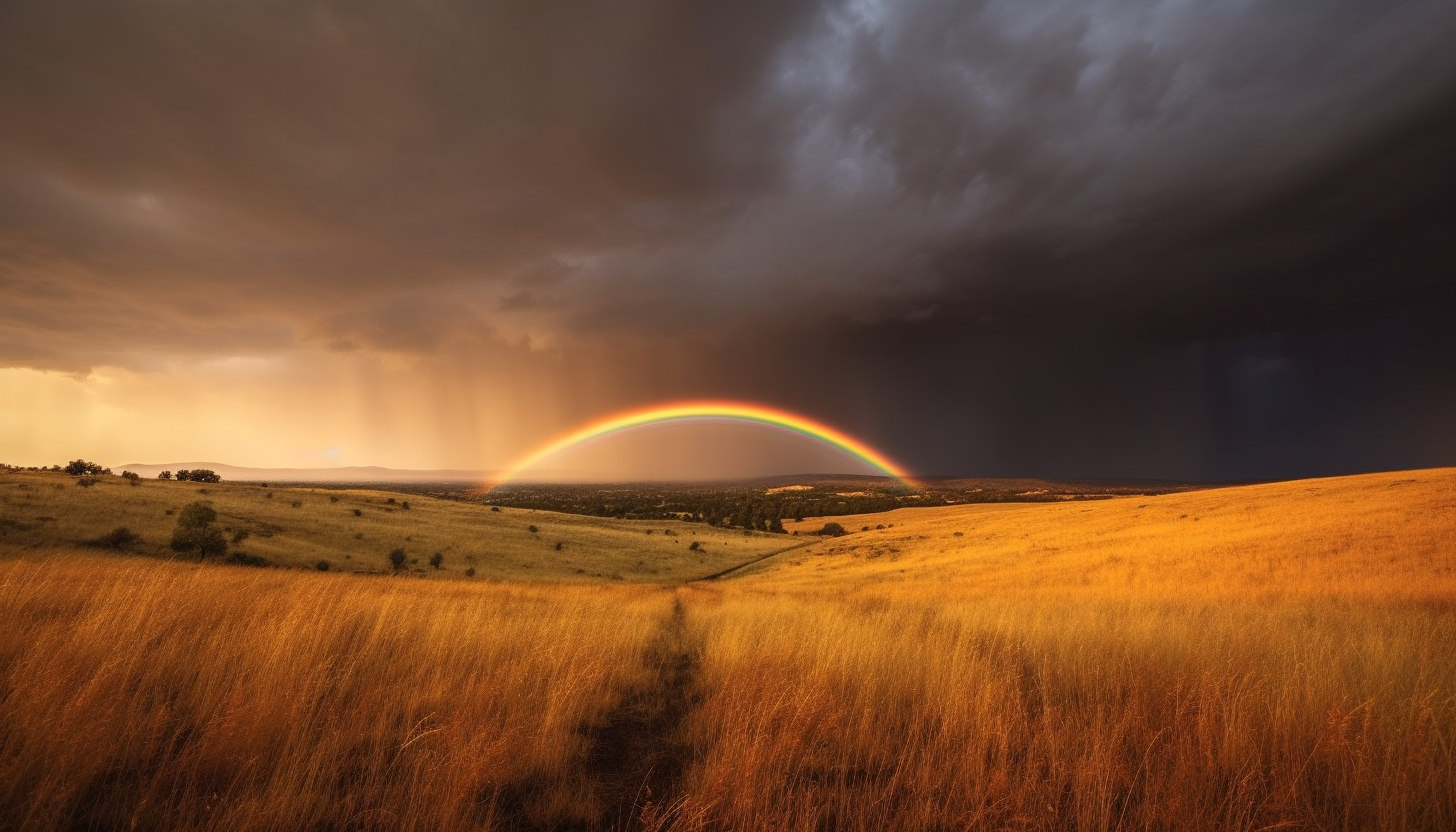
(0, 468, 1452, 830)
(0, 472, 795, 583)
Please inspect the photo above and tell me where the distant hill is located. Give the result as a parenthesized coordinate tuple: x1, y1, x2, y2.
(111, 462, 497, 483)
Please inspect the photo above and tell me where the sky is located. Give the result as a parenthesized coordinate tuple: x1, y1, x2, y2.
(2, 0, 1454, 481)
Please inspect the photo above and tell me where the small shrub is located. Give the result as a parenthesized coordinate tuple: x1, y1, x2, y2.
(226, 552, 270, 568)
(429, 552, 443, 569)
(862, 525, 871, 532)
(464, 567, 476, 577)
(266, 492, 273, 499)
(554, 542, 563, 551)
(689, 541, 701, 551)
(95, 526, 140, 549)
(329, 495, 339, 503)
(75, 477, 97, 488)
(818, 522, 848, 537)
(388, 548, 407, 571)
(385, 497, 396, 505)
(401, 501, 410, 510)
(231, 529, 250, 545)
(316, 560, 330, 572)
(528, 525, 538, 534)
(490, 506, 500, 512)
(353, 508, 362, 517)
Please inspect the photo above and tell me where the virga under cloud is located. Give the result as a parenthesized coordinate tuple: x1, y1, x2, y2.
(2, 0, 1453, 478)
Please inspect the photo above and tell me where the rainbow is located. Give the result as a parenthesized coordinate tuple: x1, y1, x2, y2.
(488, 400, 915, 488)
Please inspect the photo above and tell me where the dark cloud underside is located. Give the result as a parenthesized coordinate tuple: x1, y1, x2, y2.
(2, 0, 1453, 478)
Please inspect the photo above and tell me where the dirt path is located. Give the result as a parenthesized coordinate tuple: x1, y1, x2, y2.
(576, 595, 699, 830)
(693, 540, 813, 581)
(492, 594, 702, 831)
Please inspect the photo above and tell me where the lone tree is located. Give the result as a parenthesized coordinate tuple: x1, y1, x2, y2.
(170, 502, 227, 558)
(63, 459, 108, 476)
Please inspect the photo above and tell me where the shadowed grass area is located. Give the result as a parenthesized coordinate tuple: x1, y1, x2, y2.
(0, 468, 1452, 830)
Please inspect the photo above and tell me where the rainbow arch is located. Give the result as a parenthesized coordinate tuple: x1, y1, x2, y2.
(488, 400, 915, 487)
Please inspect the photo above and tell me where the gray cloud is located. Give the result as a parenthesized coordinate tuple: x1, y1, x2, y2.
(2, 0, 1454, 477)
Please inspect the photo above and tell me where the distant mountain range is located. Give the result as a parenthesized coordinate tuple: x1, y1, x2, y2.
(112, 462, 497, 483)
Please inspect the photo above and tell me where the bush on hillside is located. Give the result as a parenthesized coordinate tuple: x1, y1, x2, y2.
(94, 527, 140, 550)
(818, 522, 848, 537)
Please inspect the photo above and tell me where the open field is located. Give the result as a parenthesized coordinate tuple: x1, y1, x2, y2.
(0, 468, 1453, 830)
(0, 471, 797, 583)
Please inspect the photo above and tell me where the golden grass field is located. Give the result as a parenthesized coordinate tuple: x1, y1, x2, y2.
(0, 472, 796, 582)
(0, 467, 1453, 830)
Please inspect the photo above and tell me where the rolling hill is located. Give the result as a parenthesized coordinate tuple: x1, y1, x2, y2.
(0, 467, 1451, 830)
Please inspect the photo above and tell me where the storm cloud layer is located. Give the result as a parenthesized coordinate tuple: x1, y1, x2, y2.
(3, 0, 1454, 479)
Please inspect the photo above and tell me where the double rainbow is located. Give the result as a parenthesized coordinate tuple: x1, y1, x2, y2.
(488, 400, 915, 487)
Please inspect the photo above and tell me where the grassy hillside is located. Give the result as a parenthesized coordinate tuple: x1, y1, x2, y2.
(771, 466, 1456, 598)
(0, 471, 800, 582)
(0, 468, 1452, 830)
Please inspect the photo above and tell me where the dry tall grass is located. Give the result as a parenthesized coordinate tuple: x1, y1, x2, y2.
(1, 468, 1452, 830)
(0, 560, 670, 830)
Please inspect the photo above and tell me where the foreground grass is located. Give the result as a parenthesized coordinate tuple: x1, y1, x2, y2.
(0, 560, 671, 830)
(0, 469, 1452, 830)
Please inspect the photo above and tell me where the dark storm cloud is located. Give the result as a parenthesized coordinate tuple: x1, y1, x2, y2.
(2, 0, 1454, 477)
(1, 0, 823, 366)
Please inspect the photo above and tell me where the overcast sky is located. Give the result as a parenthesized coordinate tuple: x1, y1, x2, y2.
(3, 0, 1454, 480)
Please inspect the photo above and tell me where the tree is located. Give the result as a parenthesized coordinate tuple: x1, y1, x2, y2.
(429, 552, 443, 569)
(159, 471, 173, 480)
(64, 459, 107, 476)
(176, 469, 191, 482)
(389, 548, 407, 571)
(170, 501, 227, 558)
